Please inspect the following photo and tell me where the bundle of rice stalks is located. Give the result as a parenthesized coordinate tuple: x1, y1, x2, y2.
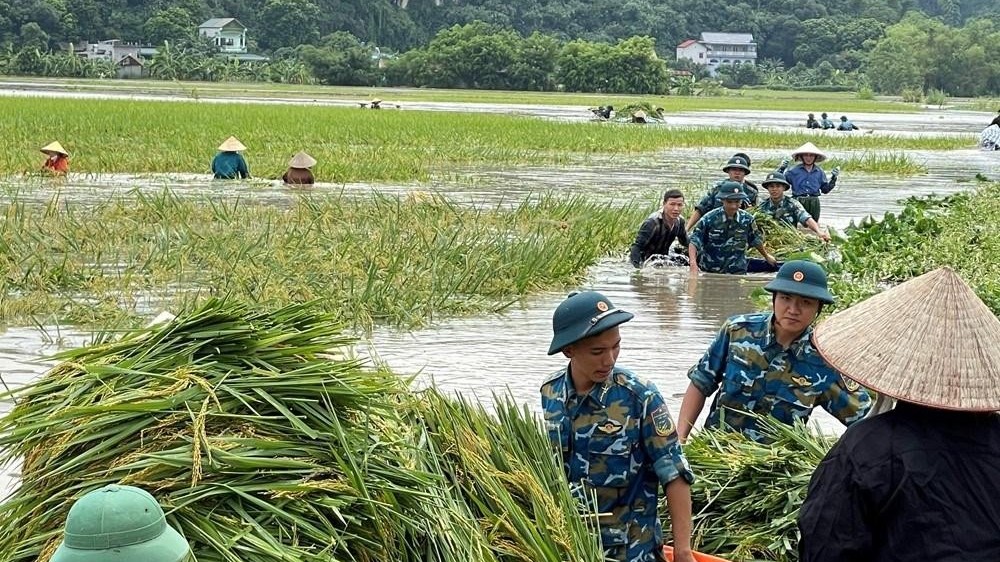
(0, 299, 600, 562)
(750, 210, 835, 262)
(681, 417, 835, 561)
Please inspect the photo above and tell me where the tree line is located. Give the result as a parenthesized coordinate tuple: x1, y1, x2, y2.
(1, 0, 999, 95)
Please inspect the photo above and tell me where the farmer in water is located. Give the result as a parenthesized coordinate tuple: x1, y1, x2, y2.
(40, 141, 70, 175)
(541, 290, 696, 562)
(51, 484, 191, 562)
(806, 114, 819, 129)
(819, 113, 835, 129)
(211, 136, 251, 180)
(676, 260, 872, 443)
(282, 151, 316, 185)
(779, 142, 838, 222)
(799, 267, 1000, 562)
(688, 182, 777, 275)
(630, 189, 689, 268)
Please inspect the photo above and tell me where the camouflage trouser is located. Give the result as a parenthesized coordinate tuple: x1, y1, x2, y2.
(795, 195, 821, 222)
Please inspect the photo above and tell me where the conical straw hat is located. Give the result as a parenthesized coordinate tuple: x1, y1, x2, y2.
(217, 136, 247, 152)
(791, 142, 827, 163)
(40, 141, 69, 156)
(813, 267, 1000, 411)
(633, 110, 647, 119)
(288, 151, 317, 168)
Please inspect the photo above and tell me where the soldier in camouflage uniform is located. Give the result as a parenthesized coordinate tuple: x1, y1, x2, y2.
(757, 172, 831, 242)
(676, 261, 872, 443)
(687, 181, 777, 275)
(541, 291, 696, 562)
(685, 154, 759, 231)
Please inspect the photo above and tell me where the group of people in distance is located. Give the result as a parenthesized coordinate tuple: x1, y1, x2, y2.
(805, 112, 859, 131)
(210, 136, 316, 185)
(630, 144, 837, 273)
(34, 136, 317, 186)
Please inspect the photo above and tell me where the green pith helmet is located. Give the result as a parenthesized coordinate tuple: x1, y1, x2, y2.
(548, 291, 633, 355)
(764, 260, 835, 304)
(840, 116, 848, 121)
(723, 155, 751, 174)
(762, 171, 790, 190)
(808, 113, 814, 118)
(731, 152, 752, 167)
(52, 485, 190, 562)
(717, 180, 748, 201)
(821, 112, 828, 118)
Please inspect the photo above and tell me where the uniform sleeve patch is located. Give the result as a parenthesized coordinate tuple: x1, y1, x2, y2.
(653, 406, 675, 436)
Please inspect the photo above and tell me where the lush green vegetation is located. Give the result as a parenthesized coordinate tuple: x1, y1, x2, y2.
(680, 417, 835, 561)
(829, 181, 1000, 314)
(3, 0, 1000, 94)
(0, 299, 602, 562)
(0, 190, 645, 329)
(0, 98, 968, 181)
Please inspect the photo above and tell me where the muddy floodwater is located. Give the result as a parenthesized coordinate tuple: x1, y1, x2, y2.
(1, 93, 998, 493)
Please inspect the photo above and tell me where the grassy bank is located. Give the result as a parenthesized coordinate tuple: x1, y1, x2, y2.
(0, 98, 967, 182)
(0, 190, 645, 328)
(0, 76, 916, 113)
(830, 181, 1000, 314)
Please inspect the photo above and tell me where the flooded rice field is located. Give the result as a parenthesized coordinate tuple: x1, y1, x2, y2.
(1, 96, 998, 492)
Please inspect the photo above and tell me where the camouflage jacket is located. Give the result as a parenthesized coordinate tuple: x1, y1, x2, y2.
(541, 366, 695, 562)
(694, 180, 759, 215)
(687, 312, 872, 442)
(758, 196, 811, 228)
(689, 207, 763, 274)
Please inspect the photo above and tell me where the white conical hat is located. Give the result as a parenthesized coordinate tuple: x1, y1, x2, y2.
(40, 141, 69, 156)
(288, 151, 317, 168)
(633, 110, 647, 119)
(791, 142, 827, 163)
(813, 267, 1000, 411)
(217, 136, 247, 151)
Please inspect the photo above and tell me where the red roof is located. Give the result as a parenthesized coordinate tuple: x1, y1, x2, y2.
(677, 39, 698, 48)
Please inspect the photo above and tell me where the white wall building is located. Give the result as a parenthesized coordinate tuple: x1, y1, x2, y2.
(676, 32, 757, 76)
(198, 18, 248, 54)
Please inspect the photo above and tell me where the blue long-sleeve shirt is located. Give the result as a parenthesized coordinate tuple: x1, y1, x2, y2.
(212, 151, 250, 179)
(784, 164, 834, 197)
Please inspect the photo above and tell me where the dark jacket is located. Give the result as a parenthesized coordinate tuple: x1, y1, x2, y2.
(629, 211, 688, 267)
(282, 167, 314, 185)
(798, 402, 1000, 562)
